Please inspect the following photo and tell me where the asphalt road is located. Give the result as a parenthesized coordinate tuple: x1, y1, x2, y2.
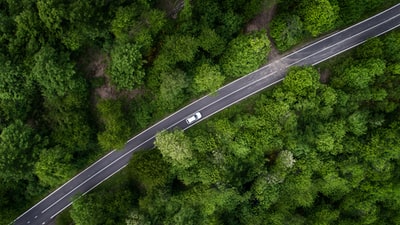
(13, 3, 400, 225)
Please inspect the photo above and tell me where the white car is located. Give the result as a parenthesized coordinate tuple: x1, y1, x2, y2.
(186, 112, 202, 124)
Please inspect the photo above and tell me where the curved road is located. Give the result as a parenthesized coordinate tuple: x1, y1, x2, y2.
(13, 3, 400, 225)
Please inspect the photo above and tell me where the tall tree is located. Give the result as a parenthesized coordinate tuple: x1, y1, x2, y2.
(157, 69, 188, 112)
(299, 0, 339, 36)
(108, 43, 145, 90)
(154, 130, 195, 171)
(34, 146, 76, 187)
(97, 99, 132, 151)
(221, 31, 270, 78)
(192, 63, 225, 94)
(270, 14, 305, 51)
(0, 120, 40, 184)
(31, 45, 79, 99)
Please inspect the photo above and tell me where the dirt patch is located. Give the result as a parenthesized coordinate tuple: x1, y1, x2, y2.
(83, 48, 108, 78)
(319, 68, 331, 84)
(157, 0, 184, 18)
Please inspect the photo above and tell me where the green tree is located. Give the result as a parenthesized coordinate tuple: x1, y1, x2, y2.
(0, 60, 33, 122)
(221, 31, 270, 78)
(198, 27, 226, 57)
(46, 110, 92, 152)
(34, 146, 76, 187)
(32, 45, 79, 99)
(108, 43, 145, 90)
(252, 176, 280, 209)
(97, 99, 132, 151)
(318, 171, 350, 200)
(335, 59, 386, 90)
(111, 5, 141, 42)
(383, 31, 400, 62)
(160, 35, 199, 64)
(347, 111, 369, 136)
(12, 8, 44, 56)
(354, 38, 383, 59)
(70, 190, 133, 225)
(127, 149, 170, 191)
(268, 150, 296, 184)
(299, 0, 339, 36)
(280, 173, 316, 208)
(193, 63, 225, 94)
(125, 209, 150, 225)
(282, 66, 320, 97)
(217, 10, 244, 38)
(111, 4, 165, 51)
(36, 0, 65, 34)
(157, 69, 188, 112)
(270, 13, 305, 51)
(154, 130, 195, 171)
(337, 0, 367, 24)
(0, 120, 40, 183)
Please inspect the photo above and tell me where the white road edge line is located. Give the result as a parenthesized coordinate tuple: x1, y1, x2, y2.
(312, 24, 400, 65)
(126, 3, 400, 144)
(281, 3, 400, 60)
(49, 164, 128, 220)
(40, 8, 400, 215)
(14, 150, 116, 221)
(14, 3, 400, 223)
(41, 67, 280, 214)
(287, 13, 400, 67)
(126, 63, 274, 143)
(184, 78, 285, 130)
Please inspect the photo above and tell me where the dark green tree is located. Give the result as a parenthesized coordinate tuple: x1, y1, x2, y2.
(108, 43, 145, 90)
(0, 120, 40, 183)
(270, 13, 305, 51)
(31, 45, 79, 99)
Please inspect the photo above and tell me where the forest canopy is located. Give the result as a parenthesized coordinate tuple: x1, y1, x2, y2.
(86, 33, 400, 225)
(0, 0, 399, 224)
(0, 0, 270, 223)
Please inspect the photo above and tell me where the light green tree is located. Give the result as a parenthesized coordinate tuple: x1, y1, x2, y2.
(282, 66, 320, 97)
(299, 0, 339, 36)
(220, 31, 270, 78)
(157, 69, 188, 112)
(154, 130, 195, 170)
(193, 63, 225, 94)
(34, 146, 76, 187)
(97, 99, 132, 150)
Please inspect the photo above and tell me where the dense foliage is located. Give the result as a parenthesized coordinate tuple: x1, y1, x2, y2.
(270, 0, 399, 51)
(1, 0, 399, 224)
(69, 31, 400, 225)
(0, 0, 270, 223)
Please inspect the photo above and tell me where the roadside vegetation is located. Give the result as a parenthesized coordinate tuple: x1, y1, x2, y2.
(69, 32, 400, 225)
(0, 0, 399, 224)
(270, 0, 400, 51)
